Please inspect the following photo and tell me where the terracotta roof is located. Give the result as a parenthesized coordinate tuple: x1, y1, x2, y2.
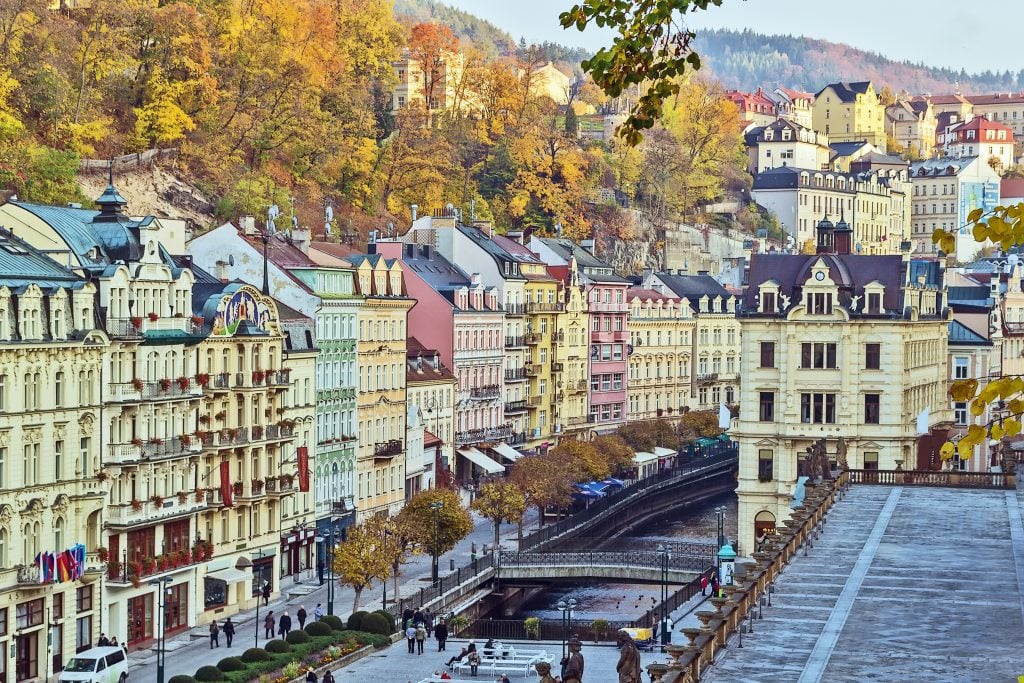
(308, 241, 359, 267)
(968, 93, 1024, 105)
(777, 86, 814, 102)
(406, 337, 456, 382)
(1002, 178, 1024, 199)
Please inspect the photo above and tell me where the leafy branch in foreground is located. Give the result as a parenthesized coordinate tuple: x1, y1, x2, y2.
(559, 0, 723, 145)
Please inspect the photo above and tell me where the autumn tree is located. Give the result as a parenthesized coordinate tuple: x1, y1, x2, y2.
(677, 410, 725, 442)
(397, 488, 472, 581)
(377, 515, 418, 604)
(332, 516, 391, 612)
(509, 453, 574, 527)
(592, 434, 635, 475)
(408, 22, 458, 119)
(616, 419, 678, 453)
(471, 481, 527, 550)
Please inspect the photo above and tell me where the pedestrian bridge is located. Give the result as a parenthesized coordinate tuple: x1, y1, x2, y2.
(496, 548, 712, 584)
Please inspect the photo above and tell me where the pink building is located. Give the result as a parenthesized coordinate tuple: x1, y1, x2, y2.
(377, 242, 507, 447)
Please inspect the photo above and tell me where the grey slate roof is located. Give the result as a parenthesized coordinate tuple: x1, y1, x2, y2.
(655, 273, 730, 302)
(948, 319, 990, 345)
(816, 81, 874, 102)
(0, 228, 86, 291)
(536, 238, 630, 283)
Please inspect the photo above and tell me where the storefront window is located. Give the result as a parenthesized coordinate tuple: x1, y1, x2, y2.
(15, 600, 42, 630)
(204, 578, 227, 610)
(165, 584, 188, 633)
(15, 631, 37, 682)
(76, 615, 92, 653)
(251, 558, 274, 597)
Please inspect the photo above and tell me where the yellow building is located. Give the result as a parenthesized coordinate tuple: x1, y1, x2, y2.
(405, 339, 457, 492)
(553, 259, 590, 437)
(350, 253, 414, 518)
(733, 235, 950, 554)
(813, 81, 887, 150)
(886, 99, 936, 158)
(391, 49, 467, 113)
(626, 288, 695, 420)
(522, 261, 562, 449)
(0, 228, 107, 679)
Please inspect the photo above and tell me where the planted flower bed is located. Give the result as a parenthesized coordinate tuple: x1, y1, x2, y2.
(189, 625, 389, 683)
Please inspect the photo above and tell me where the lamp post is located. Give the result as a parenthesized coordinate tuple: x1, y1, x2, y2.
(147, 576, 173, 683)
(327, 527, 337, 615)
(429, 501, 444, 586)
(556, 597, 576, 665)
(657, 544, 670, 645)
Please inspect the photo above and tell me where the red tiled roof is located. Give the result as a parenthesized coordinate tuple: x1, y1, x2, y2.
(968, 93, 1024, 105)
(406, 337, 456, 382)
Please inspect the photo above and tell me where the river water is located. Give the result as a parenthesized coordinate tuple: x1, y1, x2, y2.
(516, 493, 738, 621)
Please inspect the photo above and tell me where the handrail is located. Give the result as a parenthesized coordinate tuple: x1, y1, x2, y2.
(847, 468, 1013, 489)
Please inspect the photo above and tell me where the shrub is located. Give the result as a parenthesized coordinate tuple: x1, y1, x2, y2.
(281, 662, 302, 680)
(360, 613, 391, 636)
(320, 614, 344, 631)
(347, 611, 368, 631)
(240, 647, 270, 663)
(285, 629, 310, 645)
(195, 666, 225, 682)
(264, 639, 291, 654)
(373, 610, 396, 632)
(215, 657, 244, 672)
(169, 677, 197, 683)
(304, 621, 332, 637)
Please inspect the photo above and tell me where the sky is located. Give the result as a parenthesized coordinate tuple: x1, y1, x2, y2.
(441, 0, 1019, 75)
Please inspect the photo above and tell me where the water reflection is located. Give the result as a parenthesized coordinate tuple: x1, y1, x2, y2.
(516, 493, 738, 621)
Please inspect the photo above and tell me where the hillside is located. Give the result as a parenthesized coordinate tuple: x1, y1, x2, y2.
(694, 28, 1024, 95)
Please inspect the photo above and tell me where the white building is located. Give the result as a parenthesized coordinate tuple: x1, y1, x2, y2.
(909, 156, 1001, 260)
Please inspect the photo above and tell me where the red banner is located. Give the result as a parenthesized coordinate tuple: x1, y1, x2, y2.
(220, 461, 233, 507)
(297, 446, 310, 492)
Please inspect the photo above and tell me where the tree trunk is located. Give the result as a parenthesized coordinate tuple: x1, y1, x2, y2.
(352, 586, 363, 613)
(517, 519, 524, 546)
(393, 562, 400, 606)
(493, 518, 501, 552)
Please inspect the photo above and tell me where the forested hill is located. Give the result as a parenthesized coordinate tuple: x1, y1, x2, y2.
(694, 28, 1024, 94)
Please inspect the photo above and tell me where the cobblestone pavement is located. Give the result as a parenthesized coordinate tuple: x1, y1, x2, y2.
(704, 484, 1024, 683)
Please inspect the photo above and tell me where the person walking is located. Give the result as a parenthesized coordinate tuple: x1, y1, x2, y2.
(412, 607, 424, 625)
(264, 611, 275, 639)
(424, 609, 434, 638)
(297, 606, 308, 629)
(415, 622, 426, 655)
(321, 671, 335, 683)
(405, 623, 416, 654)
(314, 603, 323, 622)
(209, 620, 220, 649)
(222, 617, 235, 648)
(317, 559, 325, 586)
(434, 619, 448, 651)
(279, 611, 292, 639)
(262, 581, 271, 606)
(305, 668, 318, 682)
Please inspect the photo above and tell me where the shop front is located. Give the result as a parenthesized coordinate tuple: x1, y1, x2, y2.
(280, 527, 316, 580)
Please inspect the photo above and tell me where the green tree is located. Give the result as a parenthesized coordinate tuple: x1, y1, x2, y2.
(397, 488, 472, 576)
(471, 481, 527, 550)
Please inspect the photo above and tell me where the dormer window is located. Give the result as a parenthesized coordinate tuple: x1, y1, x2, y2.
(781, 128, 791, 141)
(864, 282, 885, 314)
(764, 130, 774, 141)
(808, 292, 833, 315)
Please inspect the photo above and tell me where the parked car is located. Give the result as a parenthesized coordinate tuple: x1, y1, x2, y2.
(58, 646, 129, 683)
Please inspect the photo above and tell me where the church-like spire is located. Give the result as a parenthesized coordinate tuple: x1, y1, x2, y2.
(93, 159, 129, 223)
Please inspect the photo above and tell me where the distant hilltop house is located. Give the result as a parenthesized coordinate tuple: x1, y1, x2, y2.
(812, 81, 887, 151)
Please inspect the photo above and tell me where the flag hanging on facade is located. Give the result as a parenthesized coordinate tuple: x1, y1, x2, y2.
(297, 446, 310, 492)
(719, 403, 731, 429)
(916, 407, 930, 435)
(220, 461, 233, 507)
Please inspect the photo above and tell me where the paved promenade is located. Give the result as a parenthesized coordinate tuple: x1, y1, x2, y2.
(704, 485, 1024, 683)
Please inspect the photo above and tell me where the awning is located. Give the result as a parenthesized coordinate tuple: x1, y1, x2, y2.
(634, 451, 659, 465)
(652, 447, 677, 458)
(457, 447, 506, 474)
(491, 442, 524, 462)
(204, 568, 249, 584)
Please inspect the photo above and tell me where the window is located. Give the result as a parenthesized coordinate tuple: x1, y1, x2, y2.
(76, 586, 93, 612)
(758, 449, 774, 482)
(808, 292, 833, 315)
(800, 342, 837, 369)
(864, 394, 880, 424)
(863, 451, 879, 470)
(761, 291, 776, 313)
(867, 292, 881, 314)
(954, 401, 968, 426)
(16, 599, 43, 629)
(865, 343, 881, 370)
(760, 342, 775, 368)
(953, 357, 969, 380)
(759, 392, 775, 422)
(800, 392, 836, 423)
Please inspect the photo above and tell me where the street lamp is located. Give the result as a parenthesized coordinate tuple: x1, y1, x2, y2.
(714, 505, 727, 549)
(148, 576, 173, 683)
(234, 556, 256, 647)
(556, 597, 577, 665)
(430, 501, 444, 586)
(326, 527, 337, 615)
(656, 544, 671, 645)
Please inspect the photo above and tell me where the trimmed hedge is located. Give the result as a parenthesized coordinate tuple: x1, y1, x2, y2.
(304, 621, 332, 637)
(373, 610, 396, 632)
(240, 647, 270, 663)
(264, 639, 291, 654)
(320, 614, 344, 632)
(195, 665, 225, 682)
(360, 613, 391, 636)
(285, 629, 310, 644)
(347, 611, 368, 630)
(169, 676, 197, 683)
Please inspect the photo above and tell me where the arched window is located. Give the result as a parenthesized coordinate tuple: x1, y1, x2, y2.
(54, 517, 64, 552)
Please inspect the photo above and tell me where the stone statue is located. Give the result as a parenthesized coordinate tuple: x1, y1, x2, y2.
(534, 661, 558, 683)
(836, 437, 849, 471)
(616, 630, 642, 683)
(562, 636, 585, 683)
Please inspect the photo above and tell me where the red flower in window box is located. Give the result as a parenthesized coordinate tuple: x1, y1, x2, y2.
(176, 376, 190, 390)
(195, 487, 205, 503)
(151, 494, 164, 507)
(130, 499, 143, 511)
(131, 316, 143, 330)
(159, 378, 172, 391)
(196, 373, 210, 387)
(177, 491, 188, 504)
(131, 377, 144, 391)
(148, 312, 159, 322)
(203, 540, 214, 559)
(252, 370, 266, 383)
(96, 546, 109, 562)
(251, 478, 264, 493)
(232, 481, 244, 496)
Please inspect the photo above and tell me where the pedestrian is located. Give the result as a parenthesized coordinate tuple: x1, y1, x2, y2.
(415, 622, 426, 654)
(405, 623, 416, 654)
(98, 633, 110, 647)
(314, 603, 323, 621)
(264, 611, 275, 639)
(412, 607, 424, 625)
(317, 560, 325, 586)
(223, 617, 235, 648)
(700, 573, 708, 596)
(434, 618, 448, 651)
(322, 671, 335, 683)
(262, 581, 271, 606)
(467, 639, 477, 654)
(305, 667, 318, 682)
(297, 605, 308, 629)
(424, 608, 434, 637)
(209, 619, 220, 649)
(109, 637, 119, 648)
(279, 611, 292, 638)
(468, 650, 481, 677)
(439, 672, 452, 680)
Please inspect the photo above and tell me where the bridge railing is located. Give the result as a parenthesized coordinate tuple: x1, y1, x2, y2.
(848, 468, 1013, 489)
(466, 617, 634, 642)
(520, 447, 738, 551)
(390, 554, 496, 617)
(498, 550, 712, 572)
(636, 567, 717, 631)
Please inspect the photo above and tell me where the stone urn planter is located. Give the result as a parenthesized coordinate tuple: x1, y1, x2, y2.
(709, 596, 728, 615)
(682, 628, 702, 647)
(665, 643, 688, 667)
(695, 611, 717, 632)
(646, 662, 670, 682)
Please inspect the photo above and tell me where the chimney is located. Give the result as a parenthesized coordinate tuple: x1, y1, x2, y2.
(411, 204, 418, 222)
(470, 272, 481, 286)
(580, 238, 596, 254)
(506, 230, 524, 244)
(239, 216, 257, 236)
(421, 244, 431, 258)
(215, 260, 230, 283)
(291, 227, 310, 254)
(367, 242, 377, 255)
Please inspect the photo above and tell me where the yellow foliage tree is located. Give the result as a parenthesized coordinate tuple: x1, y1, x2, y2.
(332, 515, 392, 613)
(471, 481, 527, 550)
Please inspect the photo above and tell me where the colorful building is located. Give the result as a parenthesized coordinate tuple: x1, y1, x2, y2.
(812, 81, 887, 150)
(909, 156, 1001, 260)
(626, 288, 695, 420)
(405, 339, 458, 492)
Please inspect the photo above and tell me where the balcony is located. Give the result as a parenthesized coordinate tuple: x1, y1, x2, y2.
(200, 372, 231, 393)
(526, 332, 543, 344)
(505, 368, 528, 382)
(140, 379, 203, 401)
(526, 364, 542, 377)
(198, 427, 250, 449)
(504, 400, 528, 414)
(140, 437, 199, 460)
(469, 385, 501, 400)
(374, 439, 403, 459)
(265, 476, 297, 496)
(105, 539, 214, 586)
(107, 383, 142, 403)
(266, 370, 292, 387)
(565, 415, 595, 426)
(527, 395, 543, 407)
(505, 335, 527, 348)
(106, 493, 208, 529)
(527, 302, 565, 313)
(455, 423, 514, 445)
(696, 372, 719, 384)
(553, 331, 565, 343)
(265, 424, 296, 440)
(106, 317, 144, 339)
(551, 362, 564, 373)
(569, 380, 588, 394)
(107, 442, 142, 464)
(505, 303, 528, 316)
(508, 431, 528, 445)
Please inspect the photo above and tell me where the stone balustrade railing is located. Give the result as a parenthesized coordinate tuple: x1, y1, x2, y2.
(646, 470, 850, 683)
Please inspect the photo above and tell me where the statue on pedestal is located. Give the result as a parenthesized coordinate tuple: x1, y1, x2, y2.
(562, 637, 585, 683)
(616, 630, 642, 683)
(534, 661, 558, 683)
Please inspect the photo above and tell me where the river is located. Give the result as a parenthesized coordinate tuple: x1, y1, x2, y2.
(516, 492, 738, 622)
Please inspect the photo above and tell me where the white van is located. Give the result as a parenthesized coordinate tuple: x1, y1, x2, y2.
(58, 646, 129, 683)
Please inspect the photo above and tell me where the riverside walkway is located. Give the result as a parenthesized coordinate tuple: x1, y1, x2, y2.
(701, 483, 1024, 682)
